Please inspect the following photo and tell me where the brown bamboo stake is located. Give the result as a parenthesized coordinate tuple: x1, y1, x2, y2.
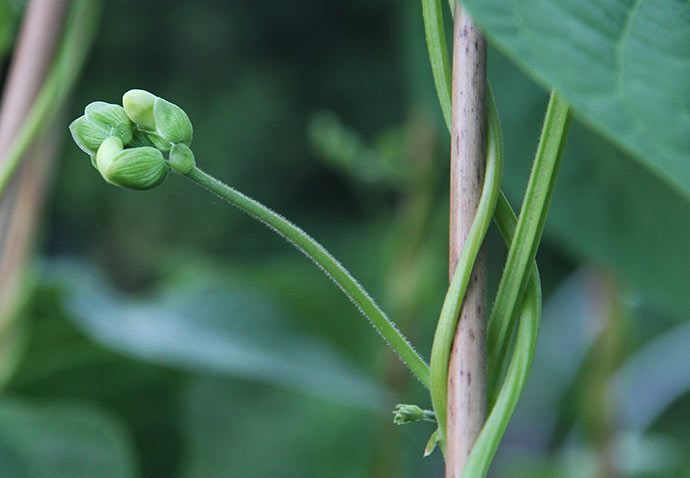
(0, 0, 69, 333)
(446, 3, 487, 476)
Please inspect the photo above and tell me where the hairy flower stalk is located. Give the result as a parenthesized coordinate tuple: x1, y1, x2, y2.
(69, 89, 431, 388)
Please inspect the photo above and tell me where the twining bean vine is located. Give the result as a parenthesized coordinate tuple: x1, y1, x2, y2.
(64, 1, 570, 475)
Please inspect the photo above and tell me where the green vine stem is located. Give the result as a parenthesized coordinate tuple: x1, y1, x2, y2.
(486, 92, 571, 399)
(420, 2, 569, 474)
(421, 0, 452, 131)
(0, 0, 101, 197)
(429, 90, 503, 447)
(461, 197, 541, 476)
(184, 166, 431, 388)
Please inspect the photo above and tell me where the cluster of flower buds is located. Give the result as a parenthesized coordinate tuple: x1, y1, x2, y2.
(69, 89, 196, 189)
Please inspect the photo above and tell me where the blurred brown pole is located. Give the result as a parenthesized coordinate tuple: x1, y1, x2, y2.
(0, 0, 69, 352)
(446, 2, 487, 476)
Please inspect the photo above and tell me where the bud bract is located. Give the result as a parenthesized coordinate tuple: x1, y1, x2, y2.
(96, 136, 168, 190)
(169, 142, 195, 174)
(144, 131, 172, 152)
(127, 128, 156, 148)
(153, 97, 193, 147)
(69, 102, 133, 155)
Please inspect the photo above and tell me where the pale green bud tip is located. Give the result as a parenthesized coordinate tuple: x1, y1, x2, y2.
(96, 137, 168, 190)
(96, 136, 124, 179)
(169, 143, 195, 174)
(122, 89, 156, 130)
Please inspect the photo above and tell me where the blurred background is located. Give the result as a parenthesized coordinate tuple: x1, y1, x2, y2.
(0, 0, 688, 476)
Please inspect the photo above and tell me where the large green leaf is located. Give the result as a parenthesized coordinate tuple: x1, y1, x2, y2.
(491, 51, 690, 315)
(0, 398, 136, 478)
(46, 261, 388, 411)
(464, 0, 690, 198)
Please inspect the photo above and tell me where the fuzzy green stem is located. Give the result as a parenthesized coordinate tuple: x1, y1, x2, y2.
(486, 91, 571, 398)
(184, 167, 431, 388)
(422, 0, 452, 131)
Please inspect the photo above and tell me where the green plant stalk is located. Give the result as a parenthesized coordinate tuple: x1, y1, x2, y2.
(460, 196, 541, 477)
(429, 91, 503, 447)
(486, 92, 571, 399)
(184, 167, 431, 388)
(422, 0, 452, 132)
(0, 0, 101, 197)
(421, 1, 554, 471)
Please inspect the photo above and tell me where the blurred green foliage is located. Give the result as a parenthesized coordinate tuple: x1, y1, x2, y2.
(0, 0, 688, 476)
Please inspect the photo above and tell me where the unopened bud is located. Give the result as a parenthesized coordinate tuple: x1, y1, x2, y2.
(96, 136, 168, 190)
(169, 142, 195, 174)
(393, 404, 436, 425)
(153, 97, 193, 147)
(69, 102, 133, 154)
(122, 89, 193, 151)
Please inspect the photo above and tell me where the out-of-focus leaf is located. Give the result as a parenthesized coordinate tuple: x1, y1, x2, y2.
(7, 280, 184, 478)
(308, 111, 406, 187)
(465, 0, 690, 199)
(179, 377, 372, 478)
(500, 271, 605, 448)
(0, 397, 136, 478)
(612, 320, 690, 430)
(495, 432, 684, 478)
(45, 260, 389, 411)
(491, 51, 690, 316)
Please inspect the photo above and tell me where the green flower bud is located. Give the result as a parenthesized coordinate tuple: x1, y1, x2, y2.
(122, 89, 193, 151)
(85, 102, 133, 144)
(122, 89, 156, 130)
(96, 136, 168, 190)
(153, 97, 193, 146)
(168, 143, 195, 174)
(69, 102, 133, 155)
(392, 404, 436, 425)
(69, 116, 109, 154)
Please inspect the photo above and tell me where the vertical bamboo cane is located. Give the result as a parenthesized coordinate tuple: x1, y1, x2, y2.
(0, 0, 69, 352)
(446, 3, 486, 476)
